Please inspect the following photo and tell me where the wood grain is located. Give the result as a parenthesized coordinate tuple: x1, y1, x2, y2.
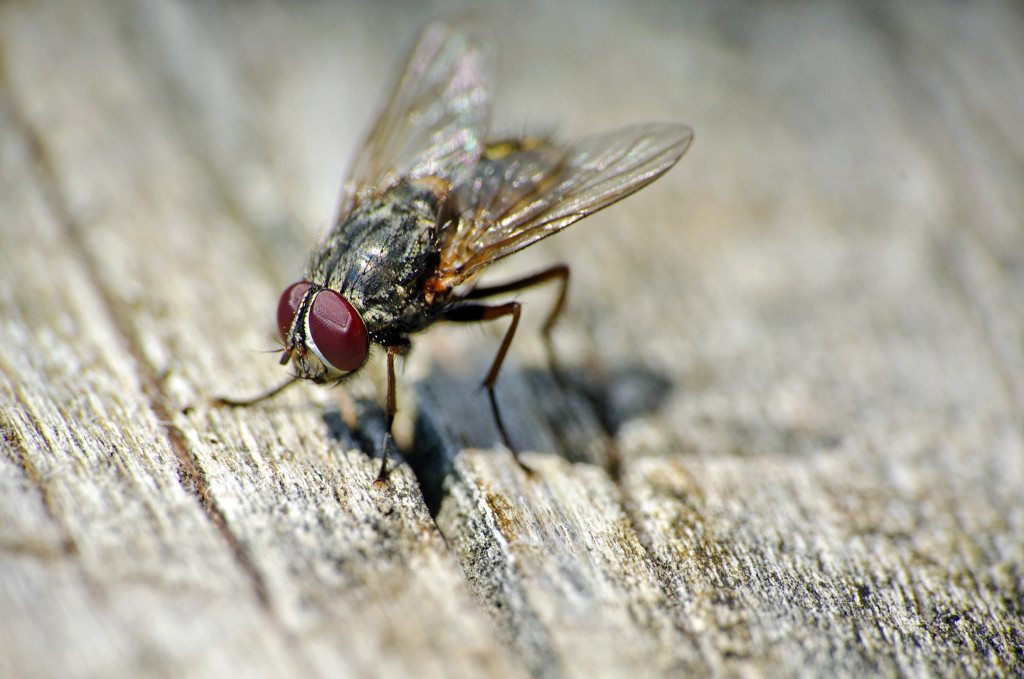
(1, 1, 1021, 678)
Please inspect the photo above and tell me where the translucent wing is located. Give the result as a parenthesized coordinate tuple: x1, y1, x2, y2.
(433, 123, 693, 290)
(338, 21, 493, 216)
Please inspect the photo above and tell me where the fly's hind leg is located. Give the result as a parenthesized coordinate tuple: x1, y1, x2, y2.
(443, 301, 532, 471)
(465, 264, 570, 378)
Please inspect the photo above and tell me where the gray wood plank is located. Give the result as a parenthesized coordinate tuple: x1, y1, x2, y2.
(0, 2, 523, 678)
(0, 57, 303, 679)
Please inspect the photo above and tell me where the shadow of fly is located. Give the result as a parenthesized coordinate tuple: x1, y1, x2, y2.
(217, 21, 693, 482)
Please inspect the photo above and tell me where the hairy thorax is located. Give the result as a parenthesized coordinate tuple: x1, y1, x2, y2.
(305, 179, 450, 342)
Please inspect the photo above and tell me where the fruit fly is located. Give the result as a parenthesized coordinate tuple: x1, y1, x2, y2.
(219, 21, 693, 481)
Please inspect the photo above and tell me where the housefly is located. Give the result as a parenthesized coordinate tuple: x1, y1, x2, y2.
(219, 21, 693, 481)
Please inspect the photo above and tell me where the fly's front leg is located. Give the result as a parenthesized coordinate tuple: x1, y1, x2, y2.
(213, 376, 300, 407)
(374, 346, 400, 485)
(443, 301, 530, 470)
(465, 264, 570, 376)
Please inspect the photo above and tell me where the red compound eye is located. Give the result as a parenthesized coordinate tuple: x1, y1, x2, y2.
(277, 282, 313, 343)
(306, 289, 368, 373)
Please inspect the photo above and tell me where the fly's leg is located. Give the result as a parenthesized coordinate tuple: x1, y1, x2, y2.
(214, 356, 398, 486)
(374, 346, 401, 485)
(443, 301, 531, 471)
(213, 376, 300, 407)
(465, 264, 570, 377)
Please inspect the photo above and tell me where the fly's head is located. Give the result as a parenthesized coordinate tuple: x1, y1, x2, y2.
(277, 282, 369, 382)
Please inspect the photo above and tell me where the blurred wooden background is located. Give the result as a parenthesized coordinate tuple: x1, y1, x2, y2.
(1, 1, 1021, 677)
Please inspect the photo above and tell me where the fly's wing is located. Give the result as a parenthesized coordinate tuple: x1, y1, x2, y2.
(433, 123, 693, 291)
(337, 21, 493, 217)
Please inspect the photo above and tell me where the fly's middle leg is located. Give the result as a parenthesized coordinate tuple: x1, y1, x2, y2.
(374, 346, 401, 485)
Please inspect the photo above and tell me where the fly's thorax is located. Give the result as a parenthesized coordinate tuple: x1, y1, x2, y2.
(305, 180, 449, 336)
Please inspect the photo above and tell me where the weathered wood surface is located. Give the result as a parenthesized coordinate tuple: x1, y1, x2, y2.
(1, 1, 1021, 677)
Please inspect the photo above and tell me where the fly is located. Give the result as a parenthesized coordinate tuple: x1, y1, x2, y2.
(218, 21, 693, 482)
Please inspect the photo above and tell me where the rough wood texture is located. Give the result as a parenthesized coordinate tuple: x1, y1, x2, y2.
(1, 1, 1021, 677)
